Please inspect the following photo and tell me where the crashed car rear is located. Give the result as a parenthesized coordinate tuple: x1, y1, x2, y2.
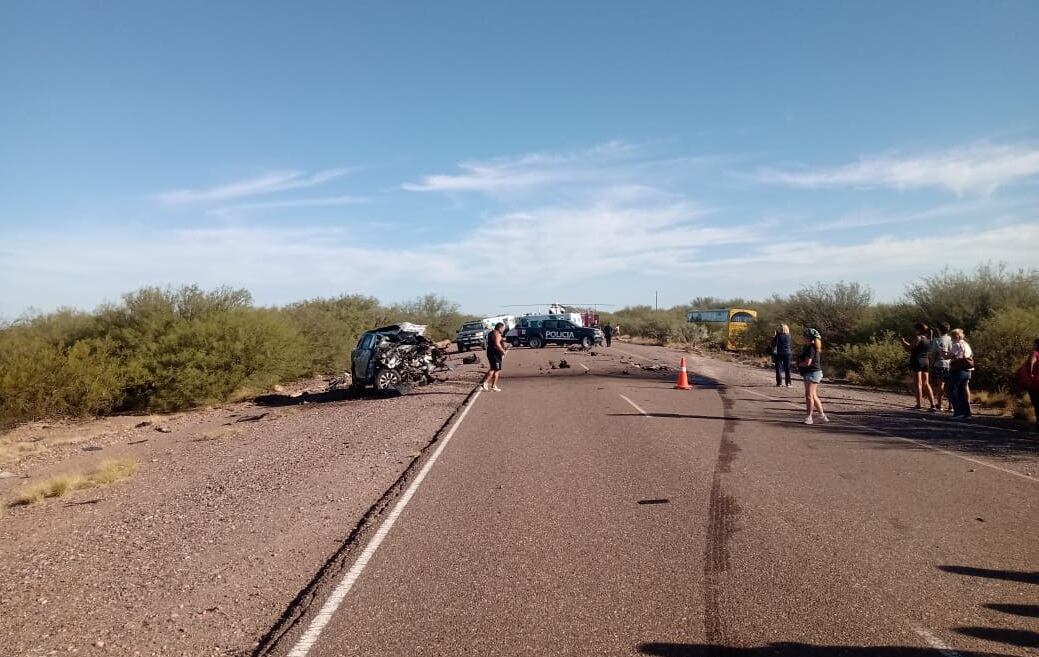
(350, 323, 450, 393)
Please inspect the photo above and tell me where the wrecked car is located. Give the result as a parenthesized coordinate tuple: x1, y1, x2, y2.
(350, 324, 449, 393)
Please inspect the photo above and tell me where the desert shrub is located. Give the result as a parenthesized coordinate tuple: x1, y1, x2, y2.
(388, 294, 470, 342)
(281, 294, 390, 375)
(970, 307, 1039, 391)
(829, 332, 907, 387)
(906, 264, 1039, 333)
(786, 281, 873, 346)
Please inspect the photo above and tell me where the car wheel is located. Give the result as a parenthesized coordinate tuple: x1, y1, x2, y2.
(529, 336, 543, 349)
(581, 336, 593, 349)
(508, 338, 519, 347)
(373, 368, 404, 392)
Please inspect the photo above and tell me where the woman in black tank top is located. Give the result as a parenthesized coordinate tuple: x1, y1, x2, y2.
(901, 322, 936, 410)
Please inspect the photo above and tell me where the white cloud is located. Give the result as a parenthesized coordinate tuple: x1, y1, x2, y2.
(755, 144, 1039, 195)
(207, 195, 370, 216)
(402, 141, 646, 194)
(156, 168, 353, 204)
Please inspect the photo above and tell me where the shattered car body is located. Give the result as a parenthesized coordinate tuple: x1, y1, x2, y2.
(350, 324, 450, 393)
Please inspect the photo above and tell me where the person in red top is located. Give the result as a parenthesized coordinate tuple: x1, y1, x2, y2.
(1019, 337, 1039, 432)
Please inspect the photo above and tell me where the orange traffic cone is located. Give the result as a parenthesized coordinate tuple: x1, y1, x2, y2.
(674, 357, 693, 390)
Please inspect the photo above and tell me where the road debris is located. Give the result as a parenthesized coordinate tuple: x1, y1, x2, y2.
(558, 359, 571, 369)
(235, 413, 269, 423)
(154, 425, 172, 433)
(461, 354, 479, 365)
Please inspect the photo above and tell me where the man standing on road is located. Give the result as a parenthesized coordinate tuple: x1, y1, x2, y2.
(602, 323, 613, 347)
(481, 322, 509, 392)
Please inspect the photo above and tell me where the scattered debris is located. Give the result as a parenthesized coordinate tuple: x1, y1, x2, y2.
(461, 354, 479, 365)
(644, 364, 673, 372)
(589, 351, 599, 356)
(127, 439, 149, 446)
(154, 425, 172, 434)
(82, 446, 103, 452)
(235, 413, 269, 423)
(566, 344, 588, 352)
(0, 471, 19, 479)
(620, 370, 631, 375)
(135, 421, 152, 429)
(549, 361, 557, 370)
(558, 359, 571, 369)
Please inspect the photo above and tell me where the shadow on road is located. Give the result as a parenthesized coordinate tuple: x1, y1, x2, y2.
(636, 642, 1013, 656)
(808, 408, 1039, 458)
(938, 564, 1039, 651)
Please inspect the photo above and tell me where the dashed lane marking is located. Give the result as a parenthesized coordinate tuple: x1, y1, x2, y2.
(285, 389, 483, 657)
(620, 394, 651, 417)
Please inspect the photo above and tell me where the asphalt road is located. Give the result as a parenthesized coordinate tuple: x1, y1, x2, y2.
(269, 343, 1039, 657)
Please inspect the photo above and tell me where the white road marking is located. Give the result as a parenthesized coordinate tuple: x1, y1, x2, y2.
(579, 362, 590, 371)
(742, 387, 1037, 483)
(620, 394, 650, 417)
(285, 389, 483, 657)
(911, 624, 964, 657)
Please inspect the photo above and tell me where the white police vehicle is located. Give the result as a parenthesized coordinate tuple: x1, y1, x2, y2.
(505, 315, 603, 349)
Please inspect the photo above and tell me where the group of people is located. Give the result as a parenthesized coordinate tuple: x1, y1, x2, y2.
(771, 320, 1039, 429)
(769, 325, 827, 425)
(899, 322, 975, 419)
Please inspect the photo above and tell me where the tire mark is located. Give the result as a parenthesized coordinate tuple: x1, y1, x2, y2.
(703, 386, 741, 653)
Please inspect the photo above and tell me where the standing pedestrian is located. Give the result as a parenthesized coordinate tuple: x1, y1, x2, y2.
(1016, 338, 1039, 432)
(901, 322, 937, 410)
(798, 328, 828, 425)
(603, 323, 613, 348)
(929, 322, 953, 412)
(481, 322, 509, 392)
(770, 324, 792, 387)
(944, 328, 975, 420)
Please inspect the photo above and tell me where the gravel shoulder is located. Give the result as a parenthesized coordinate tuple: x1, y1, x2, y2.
(0, 360, 485, 657)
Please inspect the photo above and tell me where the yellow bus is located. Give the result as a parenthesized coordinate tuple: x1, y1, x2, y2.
(686, 308, 757, 350)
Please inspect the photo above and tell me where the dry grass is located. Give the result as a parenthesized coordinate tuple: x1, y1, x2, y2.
(972, 390, 1036, 423)
(9, 457, 138, 507)
(87, 458, 138, 485)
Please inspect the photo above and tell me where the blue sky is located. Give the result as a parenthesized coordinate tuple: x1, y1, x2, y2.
(2, 1, 1038, 318)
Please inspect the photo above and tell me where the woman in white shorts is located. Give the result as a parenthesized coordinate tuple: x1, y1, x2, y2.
(798, 328, 828, 425)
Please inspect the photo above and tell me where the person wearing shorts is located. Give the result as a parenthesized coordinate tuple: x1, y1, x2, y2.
(798, 328, 828, 425)
(929, 322, 952, 412)
(901, 322, 936, 410)
(481, 322, 508, 392)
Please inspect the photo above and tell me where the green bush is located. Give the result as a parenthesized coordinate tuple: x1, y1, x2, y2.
(829, 332, 907, 387)
(906, 264, 1039, 334)
(971, 307, 1039, 391)
(786, 281, 873, 346)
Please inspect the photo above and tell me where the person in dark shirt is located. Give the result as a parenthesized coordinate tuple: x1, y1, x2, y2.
(770, 324, 792, 386)
(901, 322, 937, 410)
(602, 323, 613, 347)
(798, 327, 828, 425)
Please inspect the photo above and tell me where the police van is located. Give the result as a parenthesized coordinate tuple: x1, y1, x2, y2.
(505, 315, 603, 349)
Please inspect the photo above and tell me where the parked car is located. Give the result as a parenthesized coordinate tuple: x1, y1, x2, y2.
(455, 320, 488, 352)
(351, 324, 448, 393)
(505, 316, 603, 349)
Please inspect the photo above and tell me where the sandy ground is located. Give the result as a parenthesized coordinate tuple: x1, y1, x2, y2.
(0, 358, 486, 657)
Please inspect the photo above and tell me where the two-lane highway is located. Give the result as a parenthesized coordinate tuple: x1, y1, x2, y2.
(271, 344, 1038, 657)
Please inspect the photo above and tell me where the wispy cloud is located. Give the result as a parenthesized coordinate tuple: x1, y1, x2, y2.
(754, 143, 1039, 195)
(156, 168, 353, 204)
(208, 195, 370, 216)
(402, 141, 643, 194)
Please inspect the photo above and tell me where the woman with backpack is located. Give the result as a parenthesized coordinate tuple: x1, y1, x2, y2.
(944, 328, 975, 421)
(1018, 337, 1039, 432)
(798, 327, 828, 425)
(770, 324, 792, 387)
